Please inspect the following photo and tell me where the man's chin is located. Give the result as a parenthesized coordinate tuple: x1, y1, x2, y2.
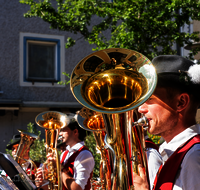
(147, 128, 158, 135)
(147, 126, 153, 134)
(148, 130, 161, 136)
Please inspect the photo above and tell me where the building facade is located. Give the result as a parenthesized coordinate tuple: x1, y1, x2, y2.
(0, 1, 95, 152)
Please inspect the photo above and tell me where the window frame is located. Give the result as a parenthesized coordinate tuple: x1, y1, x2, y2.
(20, 32, 65, 87)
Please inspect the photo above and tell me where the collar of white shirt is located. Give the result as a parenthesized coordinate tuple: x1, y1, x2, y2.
(159, 124, 200, 163)
(66, 141, 85, 154)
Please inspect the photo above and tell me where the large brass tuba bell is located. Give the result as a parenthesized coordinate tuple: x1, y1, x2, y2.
(35, 111, 69, 190)
(70, 48, 157, 190)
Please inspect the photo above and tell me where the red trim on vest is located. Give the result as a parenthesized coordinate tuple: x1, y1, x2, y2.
(145, 138, 159, 151)
(153, 134, 200, 190)
(61, 150, 69, 164)
(62, 145, 93, 190)
(153, 164, 163, 190)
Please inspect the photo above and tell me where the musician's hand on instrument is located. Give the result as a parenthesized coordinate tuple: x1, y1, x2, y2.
(133, 164, 149, 190)
(46, 152, 56, 162)
(35, 167, 47, 187)
(35, 167, 44, 186)
(46, 152, 57, 169)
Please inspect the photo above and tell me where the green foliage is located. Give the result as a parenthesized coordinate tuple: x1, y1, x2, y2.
(147, 132, 165, 146)
(5, 149, 12, 156)
(19, 0, 200, 60)
(6, 144, 12, 156)
(148, 133, 161, 145)
(57, 72, 71, 85)
(26, 123, 47, 163)
(85, 132, 101, 178)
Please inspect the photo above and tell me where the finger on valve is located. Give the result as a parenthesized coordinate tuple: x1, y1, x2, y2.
(47, 152, 56, 162)
(35, 168, 44, 187)
(35, 167, 49, 188)
(46, 152, 57, 170)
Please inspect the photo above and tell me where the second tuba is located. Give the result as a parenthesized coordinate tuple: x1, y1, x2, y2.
(77, 107, 112, 190)
(70, 48, 157, 190)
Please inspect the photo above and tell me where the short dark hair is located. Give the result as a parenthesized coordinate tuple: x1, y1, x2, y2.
(156, 75, 200, 105)
(67, 119, 87, 141)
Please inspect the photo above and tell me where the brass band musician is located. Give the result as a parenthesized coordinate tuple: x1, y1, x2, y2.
(35, 116, 95, 190)
(133, 55, 200, 190)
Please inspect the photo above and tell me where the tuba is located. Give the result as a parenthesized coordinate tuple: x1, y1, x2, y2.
(35, 111, 69, 190)
(70, 48, 157, 190)
(14, 129, 39, 180)
(78, 107, 112, 190)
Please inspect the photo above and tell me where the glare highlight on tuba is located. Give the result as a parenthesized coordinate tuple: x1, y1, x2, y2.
(35, 111, 69, 190)
(70, 48, 157, 190)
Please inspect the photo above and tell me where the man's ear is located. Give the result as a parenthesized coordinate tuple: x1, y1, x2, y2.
(73, 128, 79, 136)
(177, 93, 190, 112)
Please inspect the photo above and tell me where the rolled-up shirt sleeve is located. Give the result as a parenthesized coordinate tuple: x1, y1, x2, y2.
(73, 150, 95, 190)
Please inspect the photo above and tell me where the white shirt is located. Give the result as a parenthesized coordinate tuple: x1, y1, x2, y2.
(145, 135, 163, 190)
(147, 148, 162, 190)
(158, 124, 200, 190)
(60, 142, 95, 190)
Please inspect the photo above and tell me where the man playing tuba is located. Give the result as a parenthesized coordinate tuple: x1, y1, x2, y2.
(35, 116, 95, 190)
(133, 55, 200, 190)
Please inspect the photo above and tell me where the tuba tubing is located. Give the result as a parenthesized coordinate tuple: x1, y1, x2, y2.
(70, 48, 157, 190)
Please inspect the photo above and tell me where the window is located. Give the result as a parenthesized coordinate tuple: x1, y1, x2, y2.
(20, 33, 65, 87)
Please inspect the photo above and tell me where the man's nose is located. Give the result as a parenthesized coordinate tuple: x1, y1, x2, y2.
(138, 103, 148, 114)
(59, 132, 64, 137)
